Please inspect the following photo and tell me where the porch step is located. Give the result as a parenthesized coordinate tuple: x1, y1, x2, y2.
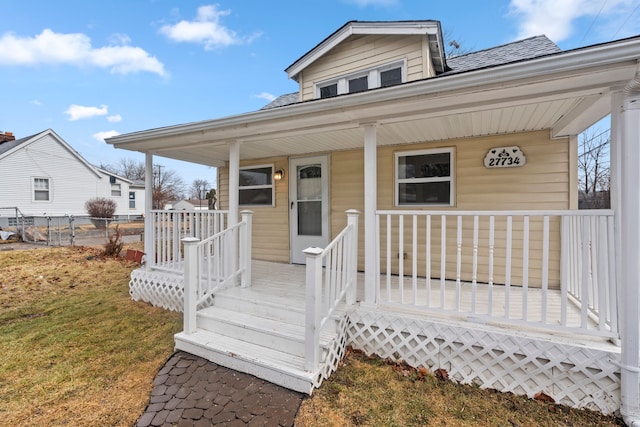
(196, 306, 341, 358)
(174, 329, 316, 394)
(213, 289, 305, 324)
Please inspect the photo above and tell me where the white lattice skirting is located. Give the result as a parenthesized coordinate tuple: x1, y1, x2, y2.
(130, 268, 184, 312)
(347, 307, 621, 415)
(314, 315, 350, 389)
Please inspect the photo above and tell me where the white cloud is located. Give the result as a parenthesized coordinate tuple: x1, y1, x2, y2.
(509, 0, 638, 42)
(93, 130, 120, 141)
(160, 4, 249, 49)
(255, 92, 276, 102)
(31, 99, 42, 106)
(65, 104, 108, 121)
(107, 114, 122, 123)
(0, 29, 166, 76)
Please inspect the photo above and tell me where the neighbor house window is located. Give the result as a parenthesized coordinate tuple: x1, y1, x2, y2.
(33, 177, 50, 201)
(239, 165, 274, 206)
(316, 59, 405, 98)
(129, 191, 136, 209)
(111, 183, 122, 197)
(395, 148, 454, 206)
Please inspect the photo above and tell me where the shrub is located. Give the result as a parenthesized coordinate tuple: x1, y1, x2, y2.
(103, 225, 124, 257)
(85, 198, 117, 219)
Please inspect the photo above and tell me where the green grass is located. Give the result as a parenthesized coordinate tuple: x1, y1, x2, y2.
(295, 349, 625, 427)
(0, 246, 181, 426)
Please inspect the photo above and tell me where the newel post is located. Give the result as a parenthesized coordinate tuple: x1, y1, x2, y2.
(346, 209, 360, 305)
(240, 210, 253, 287)
(182, 237, 200, 334)
(304, 246, 324, 372)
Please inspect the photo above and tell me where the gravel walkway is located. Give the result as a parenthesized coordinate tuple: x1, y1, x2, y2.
(136, 351, 304, 427)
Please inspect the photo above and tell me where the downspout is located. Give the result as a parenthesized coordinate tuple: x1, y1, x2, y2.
(620, 64, 640, 427)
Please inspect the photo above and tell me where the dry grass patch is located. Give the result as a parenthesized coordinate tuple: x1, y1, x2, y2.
(0, 246, 181, 426)
(296, 349, 624, 427)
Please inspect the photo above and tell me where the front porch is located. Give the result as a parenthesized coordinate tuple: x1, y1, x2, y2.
(129, 208, 621, 412)
(132, 258, 621, 412)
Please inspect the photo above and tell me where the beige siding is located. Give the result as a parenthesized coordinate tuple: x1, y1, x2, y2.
(218, 157, 290, 263)
(219, 131, 572, 284)
(300, 34, 427, 101)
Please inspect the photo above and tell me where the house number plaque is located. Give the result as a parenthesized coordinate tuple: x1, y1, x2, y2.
(484, 146, 526, 168)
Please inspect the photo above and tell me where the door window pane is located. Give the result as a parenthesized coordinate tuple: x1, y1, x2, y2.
(298, 201, 322, 236)
(297, 165, 322, 200)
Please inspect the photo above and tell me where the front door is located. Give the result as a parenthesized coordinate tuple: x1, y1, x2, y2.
(289, 155, 329, 264)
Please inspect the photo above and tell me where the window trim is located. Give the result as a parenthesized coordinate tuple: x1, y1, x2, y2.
(32, 177, 51, 202)
(394, 147, 455, 207)
(111, 183, 122, 197)
(315, 59, 406, 99)
(129, 191, 136, 209)
(239, 164, 275, 207)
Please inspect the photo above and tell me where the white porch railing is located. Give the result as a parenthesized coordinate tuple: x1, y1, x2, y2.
(182, 211, 253, 334)
(376, 210, 618, 340)
(304, 210, 359, 372)
(150, 210, 228, 271)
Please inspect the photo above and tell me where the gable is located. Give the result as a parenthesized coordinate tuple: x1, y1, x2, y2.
(0, 129, 102, 178)
(286, 21, 446, 102)
(299, 33, 431, 101)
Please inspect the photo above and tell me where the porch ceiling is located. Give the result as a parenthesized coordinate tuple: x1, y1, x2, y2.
(107, 37, 640, 167)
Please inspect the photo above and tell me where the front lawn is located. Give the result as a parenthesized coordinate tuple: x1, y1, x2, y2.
(0, 246, 181, 426)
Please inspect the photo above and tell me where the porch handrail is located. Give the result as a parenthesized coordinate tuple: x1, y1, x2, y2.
(150, 209, 228, 272)
(375, 209, 618, 341)
(304, 210, 359, 372)
(182, 211, 253, 334)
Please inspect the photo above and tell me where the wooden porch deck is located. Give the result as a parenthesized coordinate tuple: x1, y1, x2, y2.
(242, 260, 602, 341)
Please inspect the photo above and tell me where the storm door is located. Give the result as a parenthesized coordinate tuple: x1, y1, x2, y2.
(289, 156, 329, 264)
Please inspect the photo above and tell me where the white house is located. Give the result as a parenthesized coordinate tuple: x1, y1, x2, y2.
(107, 20, 640, 422)
(0, 129, 145, 223)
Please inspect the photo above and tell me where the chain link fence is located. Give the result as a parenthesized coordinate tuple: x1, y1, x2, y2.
(0, 209, 143, 247)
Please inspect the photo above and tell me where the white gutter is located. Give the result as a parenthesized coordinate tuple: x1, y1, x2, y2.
(107, 36, 640, 147)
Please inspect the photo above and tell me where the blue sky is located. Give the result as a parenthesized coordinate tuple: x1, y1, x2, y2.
(1, 0, 639, 191)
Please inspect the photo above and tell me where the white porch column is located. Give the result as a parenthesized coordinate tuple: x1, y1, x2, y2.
(144, 152, 154, 268)
(619, 90, 640, 425)
(228, 141, 240, 226)
(363, 123, 377, 306)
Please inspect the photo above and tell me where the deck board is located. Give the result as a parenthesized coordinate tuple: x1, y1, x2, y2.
(244, 260, 602, 338)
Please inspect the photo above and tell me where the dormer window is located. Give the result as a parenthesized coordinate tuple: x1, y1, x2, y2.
(316, 59, 406, 99)
(349, 76, 368, 93)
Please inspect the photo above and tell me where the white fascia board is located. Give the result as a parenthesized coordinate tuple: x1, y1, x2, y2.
(107, 37, 640, 149)
(285, 21, 441, 80)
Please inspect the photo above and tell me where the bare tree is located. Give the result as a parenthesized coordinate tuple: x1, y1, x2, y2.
(99, 158, 145, 181)
(117, 158, 146, 181)
(190, 179, 210, 200)
(578, 128, 610, 209)
(153, 165, 185, 209)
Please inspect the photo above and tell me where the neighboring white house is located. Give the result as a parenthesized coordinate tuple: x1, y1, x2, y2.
(0, 129, 145, 223)
(170, 199, 210, 211)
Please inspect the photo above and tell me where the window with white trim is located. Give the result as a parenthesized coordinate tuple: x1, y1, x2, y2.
(33, 177, 50, 201)
(239, 165, 274, 206)
(129, 191, 136, 209)
(395, 148, 454, 206)
(111, 183, 122, 197)
(316, 60, 406, 99)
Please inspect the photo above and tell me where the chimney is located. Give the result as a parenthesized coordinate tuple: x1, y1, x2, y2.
(0, 131, 15, 143)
